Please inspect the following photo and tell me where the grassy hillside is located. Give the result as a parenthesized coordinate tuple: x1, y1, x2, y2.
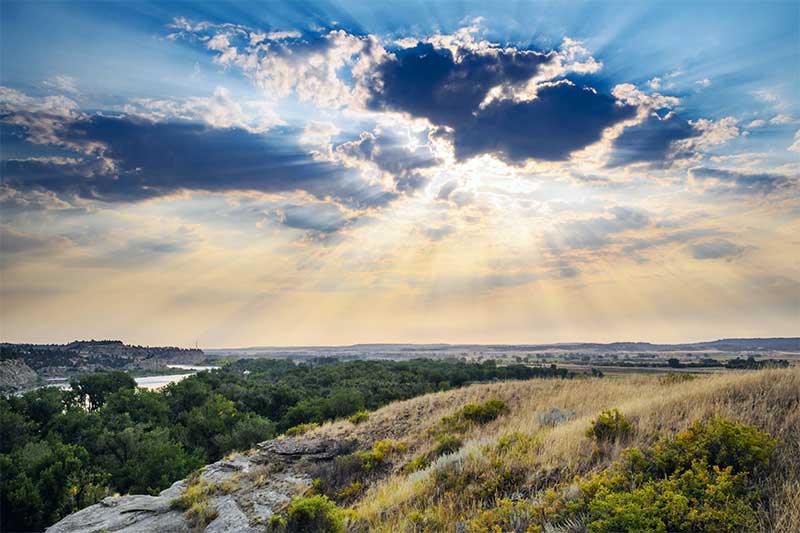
(293, 368, 799, 532)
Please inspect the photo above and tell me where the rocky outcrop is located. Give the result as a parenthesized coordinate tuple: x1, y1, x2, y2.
(46, 437, 353, 533)
(0, 358, 38, 392)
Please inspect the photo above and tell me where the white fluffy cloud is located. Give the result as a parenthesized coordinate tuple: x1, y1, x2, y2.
(42, 75, 79, 94)
(789, 130, 800, 152)
(123, 87, 283, 133)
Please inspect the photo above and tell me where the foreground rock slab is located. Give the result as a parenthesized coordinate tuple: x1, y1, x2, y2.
(46, 436, 348, 533)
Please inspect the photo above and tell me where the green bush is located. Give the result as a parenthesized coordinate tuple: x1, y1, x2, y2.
(468, 418, 777, 532)
(169, 475, 220, 531)
(348, 410, 369, 425)
(586, 409, 633, 443)
(285, 494, 345, 533)
(433, 433, 463, 457)
(432, 456, 527, 506)
(461, 399, 508, 424)
(402, 454, 431, 474)
(469, 418, 778, 532)
(355, 439, 407, 472)
(311, 440, 405, 502)
(285, 422, 319, 437)
(658, 372, 696, 385)
(493, 432, 540, 459)
(648, 417, 777, 478)
(437, 399, 509, 435)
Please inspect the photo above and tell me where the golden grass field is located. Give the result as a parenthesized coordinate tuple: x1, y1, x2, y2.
(305, 367, 800, 532)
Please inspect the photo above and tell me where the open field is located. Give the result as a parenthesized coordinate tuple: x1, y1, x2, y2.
(304, 368, 800, 531)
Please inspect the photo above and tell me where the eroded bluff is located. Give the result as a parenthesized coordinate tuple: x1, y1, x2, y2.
(46, 437, 353, 533)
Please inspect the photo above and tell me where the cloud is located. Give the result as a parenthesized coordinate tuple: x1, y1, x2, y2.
(0, 225, 73, 268)
(688, 167, 797, 196)
(69, 234, 195, 269)
(1, 113, 397, 209)
(789, 130, 800, 152)
(0, 225, 68, 254)
(437, 181, 459, 201)
(332, 128, 439, 192)
(547, 206, 650, 251)
(0, 184, 77, 214)
(770, 114, 794, 125)
(695, 78, 712, 88)
(272, 202, 351, 233)
(607, 112, 695, 167)
(423, 224, 455, 241)
(171, 20, 383, 109)
(123, 87, 283, 134)
(0, 86, 88, 150)
(752, 89, 779, 103)
(42, 75, 79, 95)
(674, 117, 739, 154)
(687, 239, 747, 260)
(367, 39, 634, 163)
(620, 227, 725, 257)
(746, 119, 766, 129)
(611, 83, 679, 110)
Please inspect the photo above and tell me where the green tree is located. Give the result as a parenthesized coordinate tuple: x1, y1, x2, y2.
(185, 394, 239, 460)
(71, 370, 136, 410)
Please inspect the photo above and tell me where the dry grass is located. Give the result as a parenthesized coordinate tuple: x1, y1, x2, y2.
(331, 368, 800, 532)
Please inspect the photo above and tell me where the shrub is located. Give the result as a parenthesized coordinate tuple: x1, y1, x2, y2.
(348, 410, 369, 425)
(575, 460, 759, 532)
(646, 417, 777, 478)
(402, 454, 431, 474)
(335, 481, 362, 500)
(461, 399, 508, 424)
(659, 372, 697, 385)
(285, 422, 319, 437)
(355, 439, 407, 472)
(169, 475, 219, 530)
(466, 498, 539, 533)
(184, 499, 219, 532)
(586, 409, 633, 443)
(312, 440, 405, 501)
(494, 432, 540, 459)
(437, 399, 509, 435)
(285, 495, 345, 533)
(433, 434, 463, 457)
(471, 418, 779, 533)
(431, 456, 527, 505)
(537, 407, 576, 427)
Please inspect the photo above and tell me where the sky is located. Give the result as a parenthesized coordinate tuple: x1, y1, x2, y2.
(1, 1, 798, 347)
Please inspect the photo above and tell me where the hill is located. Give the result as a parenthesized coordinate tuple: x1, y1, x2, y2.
(209, 337, 800, 356)
(48, 367, 800, 532)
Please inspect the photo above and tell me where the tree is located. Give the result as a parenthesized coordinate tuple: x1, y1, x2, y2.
(71, 371, 136, 410)
(184, 394, 238, 460)
(324, 388, 366, 419)
(1, 439, 108, 531)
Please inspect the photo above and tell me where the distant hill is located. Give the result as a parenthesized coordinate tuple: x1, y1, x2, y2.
(208, 337, 800, 355)
(0, 340, 205, 378)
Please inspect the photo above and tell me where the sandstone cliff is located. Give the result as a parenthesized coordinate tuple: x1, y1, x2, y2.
(0, 358, 38, 392)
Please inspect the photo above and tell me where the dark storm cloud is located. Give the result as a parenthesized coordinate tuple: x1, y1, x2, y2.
(607, 113, 697, 167)
(1, 115, 396, 209)
(368, 43, 636, 162)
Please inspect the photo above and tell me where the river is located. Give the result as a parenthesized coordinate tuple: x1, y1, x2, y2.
(37, 364, 219, 392)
